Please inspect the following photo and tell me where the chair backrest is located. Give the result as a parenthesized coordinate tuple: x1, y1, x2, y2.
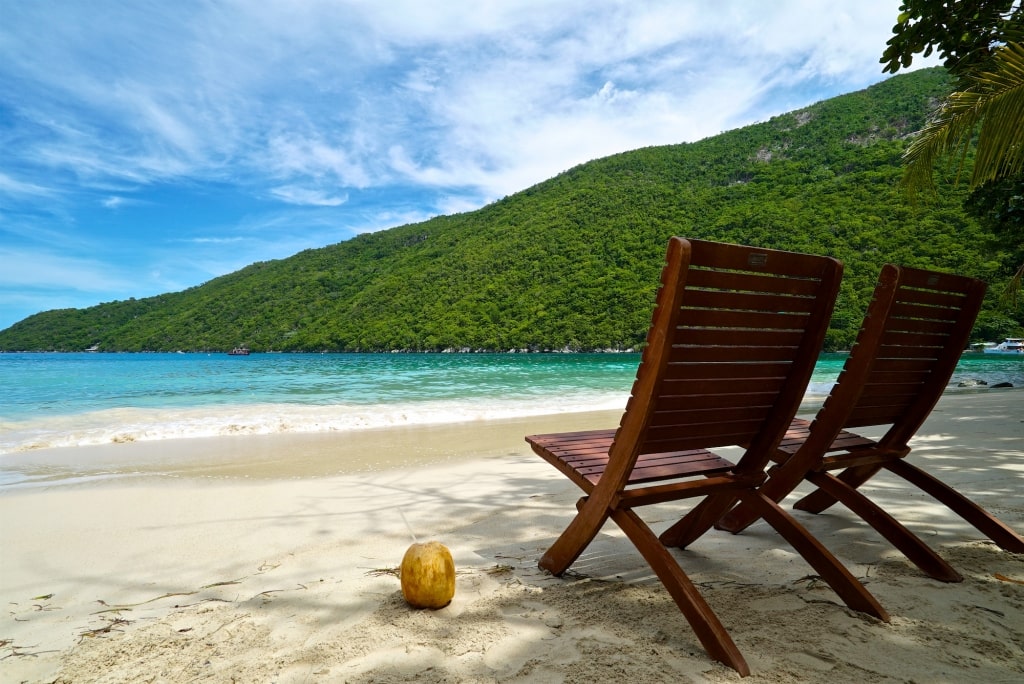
(813, 264, 986, 446)
(605, 237, 843, 485)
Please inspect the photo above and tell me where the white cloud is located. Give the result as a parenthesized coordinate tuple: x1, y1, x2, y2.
(265, 135, 374, 189)
(188, 237, 246, 244)
(101, 195, 147, 209)
(269, 185, 349, 207)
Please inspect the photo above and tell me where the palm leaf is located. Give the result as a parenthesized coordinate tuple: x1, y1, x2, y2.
(902, 42, 1024, 193)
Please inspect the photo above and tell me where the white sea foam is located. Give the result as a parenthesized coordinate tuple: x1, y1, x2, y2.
(0, 385, 847, 455)
(0, 394, 629, 454)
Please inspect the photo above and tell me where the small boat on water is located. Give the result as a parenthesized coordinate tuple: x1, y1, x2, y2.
(228, 346, 251, 356)
(983, 338, 1023, 354)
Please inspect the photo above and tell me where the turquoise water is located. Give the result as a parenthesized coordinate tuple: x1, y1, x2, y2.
(0, 352, 1020, 454)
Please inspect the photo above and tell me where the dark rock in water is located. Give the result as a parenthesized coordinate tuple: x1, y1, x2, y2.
(990, 382, 1014, 389)
(957, 379, 988, 387)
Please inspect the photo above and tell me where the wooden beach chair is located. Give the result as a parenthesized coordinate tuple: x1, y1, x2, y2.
(526, 237, 888, 677)
(716, 264, 1024, 582)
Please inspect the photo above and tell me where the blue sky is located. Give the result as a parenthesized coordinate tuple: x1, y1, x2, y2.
(0, 1, 938, 331)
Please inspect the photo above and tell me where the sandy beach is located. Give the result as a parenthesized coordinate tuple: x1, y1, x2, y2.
(1, 391, 1022, 683)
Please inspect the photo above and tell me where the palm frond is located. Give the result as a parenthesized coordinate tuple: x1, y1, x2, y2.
(902, 42, 1024, 194)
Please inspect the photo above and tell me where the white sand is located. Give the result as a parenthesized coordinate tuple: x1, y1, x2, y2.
(1, 392, 1022, 682)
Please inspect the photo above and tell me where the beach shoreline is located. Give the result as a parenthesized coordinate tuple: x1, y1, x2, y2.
(1, 390, 1022, 682)
(0, 409, 625, 488)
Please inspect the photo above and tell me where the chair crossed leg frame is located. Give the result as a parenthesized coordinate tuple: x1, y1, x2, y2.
(719, 453, 967, 582)
(540, 487, 890, 677)
(792, 460, 1024, 555)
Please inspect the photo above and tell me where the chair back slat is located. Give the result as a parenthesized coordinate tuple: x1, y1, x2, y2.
(663, 361, 794, 381)
(679, 308, 820, 331)
(682, 288, 822, 314)
(880, 330, 955, 349)
(672, 345, 811, 363)
(654, 391, 780, 408)
(660, 377, 788, 396)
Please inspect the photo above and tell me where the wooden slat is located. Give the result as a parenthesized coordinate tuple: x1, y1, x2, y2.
(687, 241, 832, 278)
(676, 328, 806, 347)
(616, 475, 757, 508)
(889, 301, 961, 322)
(845, 404, 909, 425)
(862, 370, 932, 385)
(529, 428, 737, 487)
(682, 288, 818, 314)
(662, 360, 791, 381)
(880, 330, 951, 348)
(653, 392, 780, 411)
(875, 344, 942, 359)
(870, 358, 938, 373)
(680, 309, 810, 330)
(649, 405, 773, 426)
(897, 267, 974, 291)
(661, 377, 787, 395)
(885, 317, 960, 335)
(894, 286, 968, 309)
(850, 391, 917, 408)
(856, 381, 924, 399)
(685, 268, 824, 296)
(670, 345, 800, 363)
(818, 449, 901, 471)
(526, 429, 615, 451)
(640, 422, 763, 452)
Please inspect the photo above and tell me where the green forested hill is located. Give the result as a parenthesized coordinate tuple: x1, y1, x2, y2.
(2, 68, 1021, 353)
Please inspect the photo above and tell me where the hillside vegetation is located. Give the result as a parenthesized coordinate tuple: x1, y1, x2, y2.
(2, 68, 1021, 353)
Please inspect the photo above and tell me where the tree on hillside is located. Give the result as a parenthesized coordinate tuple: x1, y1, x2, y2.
(883, 1, 1024, 307)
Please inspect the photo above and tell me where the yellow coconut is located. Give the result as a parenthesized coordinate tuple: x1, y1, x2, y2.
(400, 541, 455, 609)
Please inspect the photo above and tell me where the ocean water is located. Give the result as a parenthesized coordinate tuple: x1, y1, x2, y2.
(0, 351, 1020, 455)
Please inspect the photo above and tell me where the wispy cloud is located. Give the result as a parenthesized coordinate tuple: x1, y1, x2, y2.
(187, 237, 246, 245)
(269, 186, 349, 207)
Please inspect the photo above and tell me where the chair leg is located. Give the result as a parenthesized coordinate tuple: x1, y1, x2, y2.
(802, 471, 962, 582)
(610, 507, 751, 677)
(884, 460, 1024, 553)
(538, 496, 612, 577)
(740, 490, 890, 621)
(793, 463, 884, 513)
(716, 457, 810, 533)
(659, 494, 740, 549)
